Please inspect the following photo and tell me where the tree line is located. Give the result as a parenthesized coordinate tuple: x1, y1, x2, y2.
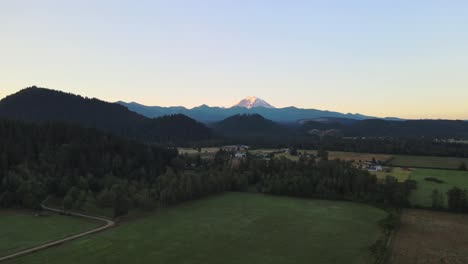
(0, 119, 175, 213)
(431, 187, 468, 213)
(0, 119, 249, 217)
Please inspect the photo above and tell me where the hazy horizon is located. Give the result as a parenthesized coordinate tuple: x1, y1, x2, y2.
(1, 1, 467, 119)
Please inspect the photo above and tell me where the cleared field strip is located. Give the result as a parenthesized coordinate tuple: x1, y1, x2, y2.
(389, 209, 468, 264)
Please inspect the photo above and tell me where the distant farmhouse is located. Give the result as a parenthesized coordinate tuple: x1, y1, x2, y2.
(221, 145, 249, 160)
(234, 152, 247, 158)
(367, 164, 383, 172)
(361, 159, 383, 172)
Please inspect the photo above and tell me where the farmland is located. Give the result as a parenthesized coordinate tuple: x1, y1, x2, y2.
(178, 147, 220, 159)
(6, 193, 387, 264)
(407, 169, 468, 208)
(388, 155, 468, 170)
(0, 211, 100, 257)
(389, 209, 468, 264)
(179, 147, 468, 171)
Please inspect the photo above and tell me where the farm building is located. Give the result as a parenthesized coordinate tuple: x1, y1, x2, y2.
(234, 152, 247, 158)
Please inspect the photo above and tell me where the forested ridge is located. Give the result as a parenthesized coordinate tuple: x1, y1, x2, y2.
(301, 119, 468, 138)
(0, 87, 211, 143)
(212, 114, 292, 142)
(301, 137, 468, 158)
(0, 119, 173, 211)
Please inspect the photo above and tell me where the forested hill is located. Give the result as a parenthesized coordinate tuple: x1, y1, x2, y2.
(345, 119, 468, 138)
(212, 114, 290, 140)
(0, 119, 177, 210)
(0, 87, 211, 143)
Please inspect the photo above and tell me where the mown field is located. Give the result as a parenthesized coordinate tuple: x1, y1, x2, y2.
(389, 155, 468, 170)
(389, 209, 468, 264)
(0, 211, 100, 257)
(7, 193, 387, 264)
(408, 169, 468, 208)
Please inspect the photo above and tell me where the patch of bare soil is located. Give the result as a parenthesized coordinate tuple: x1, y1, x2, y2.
(389, 209, 468, 264)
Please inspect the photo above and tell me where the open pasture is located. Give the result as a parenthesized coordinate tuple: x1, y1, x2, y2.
(408, 169, 468, 208)
(7, 193, 387, 264)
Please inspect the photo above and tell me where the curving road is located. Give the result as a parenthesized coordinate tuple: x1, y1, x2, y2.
(0, 200, 115, 262)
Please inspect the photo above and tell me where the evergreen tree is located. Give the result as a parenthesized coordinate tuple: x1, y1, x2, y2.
(431, 189, 444, 209)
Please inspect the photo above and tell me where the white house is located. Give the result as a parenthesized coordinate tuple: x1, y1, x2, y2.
(234, 152, 247, 158)
(368, 165, 383, 172)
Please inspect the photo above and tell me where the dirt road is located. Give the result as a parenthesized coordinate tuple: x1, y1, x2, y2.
(0, 201, 115, 262)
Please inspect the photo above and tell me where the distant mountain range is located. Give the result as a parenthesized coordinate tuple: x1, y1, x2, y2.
(118, 97, 388, 123)
(1, 88, 467, 145)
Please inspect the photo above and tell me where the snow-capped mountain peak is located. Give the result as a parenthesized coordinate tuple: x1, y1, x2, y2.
(233, 96, 275, 109)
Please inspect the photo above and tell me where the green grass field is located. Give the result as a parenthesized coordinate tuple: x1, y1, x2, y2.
(389, 155, 468, 170)
(7, 193, 387, 264)
(372, 167, 411, 182)
(408, 169, 468, 208)
(0, 211, 101, 257)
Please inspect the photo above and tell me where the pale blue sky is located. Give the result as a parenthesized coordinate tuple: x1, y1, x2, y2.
(1, 0, 467, 119)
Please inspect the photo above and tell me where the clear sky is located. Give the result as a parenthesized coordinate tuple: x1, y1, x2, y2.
(1, 0, 467, 119)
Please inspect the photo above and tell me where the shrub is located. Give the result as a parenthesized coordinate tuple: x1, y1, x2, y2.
(424, 177, 444, 184)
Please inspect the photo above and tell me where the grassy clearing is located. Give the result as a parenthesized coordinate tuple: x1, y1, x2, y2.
(408, 169, 468, 207)
(178, 147, 220, 159)
(0, 211, 101, 257)
(389, 155, 468, 170)
(8, 193, 386, 264)
(372, 167, 411, 182)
